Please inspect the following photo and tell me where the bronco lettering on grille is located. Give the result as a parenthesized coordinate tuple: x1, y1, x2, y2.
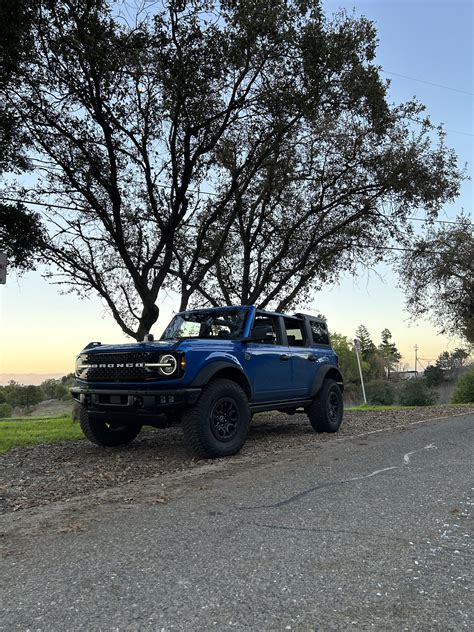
(89, 362, 146, 368)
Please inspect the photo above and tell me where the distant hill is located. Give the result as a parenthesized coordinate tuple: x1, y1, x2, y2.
(0, 373, 67, 386)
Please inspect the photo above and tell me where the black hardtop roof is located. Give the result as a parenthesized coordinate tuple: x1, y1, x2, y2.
(177, 306, 326, 323)
(293, 312, 327, 323)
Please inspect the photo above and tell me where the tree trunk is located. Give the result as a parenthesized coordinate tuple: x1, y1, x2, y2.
(135, 303, 160, 341)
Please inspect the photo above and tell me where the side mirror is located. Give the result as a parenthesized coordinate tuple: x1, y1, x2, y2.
(247, 325, 275, 342)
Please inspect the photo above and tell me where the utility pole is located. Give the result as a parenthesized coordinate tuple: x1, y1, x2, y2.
(354, 338, 367, 404)
(414, 345, 419, 376)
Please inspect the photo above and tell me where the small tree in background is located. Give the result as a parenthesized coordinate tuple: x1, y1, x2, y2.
(378, 329, 401, 379)
(435, 348, 471, 381)
(452, 367, 474, 404)
(399, 379, 437, 407)
(398, 217, 473, 344)
(365, 380, 395, 406)
(355, 324, 385, 381)
(330, 333, 368, 384)
(0, 403, 12, 418)
(423, 365, 445, 387)
(355, 325, 377, 360)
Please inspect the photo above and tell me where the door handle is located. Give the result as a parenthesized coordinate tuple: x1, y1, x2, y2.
(280, 354, 290, 361)
(307, 354, 317, 361)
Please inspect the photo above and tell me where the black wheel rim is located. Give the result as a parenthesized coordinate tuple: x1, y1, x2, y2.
(210, 397, 240, 442)
(104, 421, 127, 432)
(328, 390, 340, 421)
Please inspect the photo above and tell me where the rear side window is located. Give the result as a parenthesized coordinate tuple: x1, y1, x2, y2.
(284, 318, 306, 347)
(310, 320, 330, 345)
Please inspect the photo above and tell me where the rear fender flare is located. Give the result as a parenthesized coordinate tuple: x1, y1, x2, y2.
(311, 365, 344, 397)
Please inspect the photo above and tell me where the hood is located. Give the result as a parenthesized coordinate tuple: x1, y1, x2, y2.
(81, 340, 180, 355)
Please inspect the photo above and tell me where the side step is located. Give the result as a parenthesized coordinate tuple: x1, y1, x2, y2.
(249, 399, 312, 413)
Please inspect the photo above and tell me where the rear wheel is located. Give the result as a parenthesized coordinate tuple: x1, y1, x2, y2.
(182, 379, 250, 458)
(307, 379, 343, 433)
(78, 405, 142, 447)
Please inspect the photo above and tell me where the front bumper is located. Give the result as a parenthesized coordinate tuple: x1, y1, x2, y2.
(71, 386, 201, 413)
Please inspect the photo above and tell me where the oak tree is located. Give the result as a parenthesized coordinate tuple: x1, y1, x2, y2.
(398, 217, 474, 344)
(3, 0, 463, 337)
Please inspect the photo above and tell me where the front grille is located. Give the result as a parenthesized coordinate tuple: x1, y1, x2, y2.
(79, 351, 175, 382)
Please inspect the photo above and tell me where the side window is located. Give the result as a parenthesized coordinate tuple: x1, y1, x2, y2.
(310, 320, 330, 346)
(284, 318, 306, 347)
(251, 314, 279, 344)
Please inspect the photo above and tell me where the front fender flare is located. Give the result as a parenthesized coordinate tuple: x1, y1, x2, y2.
(190, 361, 252, 397)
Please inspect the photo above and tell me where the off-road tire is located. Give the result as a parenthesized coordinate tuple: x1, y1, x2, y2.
(165, 410, 182, 426)
(307, 379, 343, 433)
(182, 379, 250, 458)
(78, 405, 142, 447)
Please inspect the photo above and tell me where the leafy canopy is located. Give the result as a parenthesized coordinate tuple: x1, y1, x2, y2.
(2, 0, 462, 338)
(398, 216, 473, 344)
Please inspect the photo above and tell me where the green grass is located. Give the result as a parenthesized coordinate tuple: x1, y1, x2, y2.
(0, 415, 84, 453)
(346, 403, 413, 411)
(346, 402, 473, 412)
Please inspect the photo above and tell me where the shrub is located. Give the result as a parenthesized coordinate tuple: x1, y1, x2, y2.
(399, 378, 437, 406)
(0, 402, 12, 418)
(342, 382, 362, 406)
(424, 365, 445, 387)
(365, 380, 395, 405)
(452, 367, 474, 403)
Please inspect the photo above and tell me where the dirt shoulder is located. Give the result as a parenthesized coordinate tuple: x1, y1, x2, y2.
(1, 405, 472, 516)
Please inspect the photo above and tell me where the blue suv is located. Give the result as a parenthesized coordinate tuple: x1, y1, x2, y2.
(71, 306, 344, 458)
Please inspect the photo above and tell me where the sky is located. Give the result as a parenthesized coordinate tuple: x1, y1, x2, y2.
(1, 0, 473, 383)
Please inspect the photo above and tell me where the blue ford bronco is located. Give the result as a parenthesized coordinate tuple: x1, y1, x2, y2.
(72, 306, 344, 458)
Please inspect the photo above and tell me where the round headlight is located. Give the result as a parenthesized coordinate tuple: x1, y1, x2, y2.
(75, 354, 90, 378)
(158, 354, 178, 376)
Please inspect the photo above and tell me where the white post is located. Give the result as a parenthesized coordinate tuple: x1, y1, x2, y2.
(354, 338, 367, 405)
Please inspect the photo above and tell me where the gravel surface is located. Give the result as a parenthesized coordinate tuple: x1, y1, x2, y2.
(0, 405, 472, 514)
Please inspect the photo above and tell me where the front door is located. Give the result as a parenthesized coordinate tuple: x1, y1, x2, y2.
(243, 313, 293, 402)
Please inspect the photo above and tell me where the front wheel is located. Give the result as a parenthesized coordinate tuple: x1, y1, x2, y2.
(78, 405, 142, 447)
(307, 379, 343, 433)
(182, 379, 250, 458)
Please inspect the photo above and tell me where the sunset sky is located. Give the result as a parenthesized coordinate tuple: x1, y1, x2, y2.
(1, 0, 472, 382)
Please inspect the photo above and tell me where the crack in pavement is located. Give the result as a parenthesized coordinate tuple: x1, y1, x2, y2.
(239, 466, 399, 509)
(239, 443, 440, 510)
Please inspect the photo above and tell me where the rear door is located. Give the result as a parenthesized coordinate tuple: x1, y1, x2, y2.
(244, 312, 293, 402)
(283, 316, 317, 398)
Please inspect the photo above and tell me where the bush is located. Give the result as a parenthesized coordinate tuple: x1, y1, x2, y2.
(424, 365, 445, 387)
(399, 379, 437, 406)
(452, 367, 474, 403)
(365, 380, 395, 405)
(0, 402, 12, 418)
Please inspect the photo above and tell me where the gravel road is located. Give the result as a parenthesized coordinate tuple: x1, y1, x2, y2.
(0, 405, 472, 513)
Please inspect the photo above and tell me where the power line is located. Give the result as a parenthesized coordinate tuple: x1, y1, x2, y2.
(1, 197, 87, 212)
(406, 116, 474, 138)
(406, 216, 472, 226)
(1, 197, 472, 228)
(439, 128, 474, 138)
(1, 197, 464, 256)
(382, 70, 474, 97)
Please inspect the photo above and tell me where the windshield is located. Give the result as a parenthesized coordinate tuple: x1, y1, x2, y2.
(161, 309, 248, 340)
